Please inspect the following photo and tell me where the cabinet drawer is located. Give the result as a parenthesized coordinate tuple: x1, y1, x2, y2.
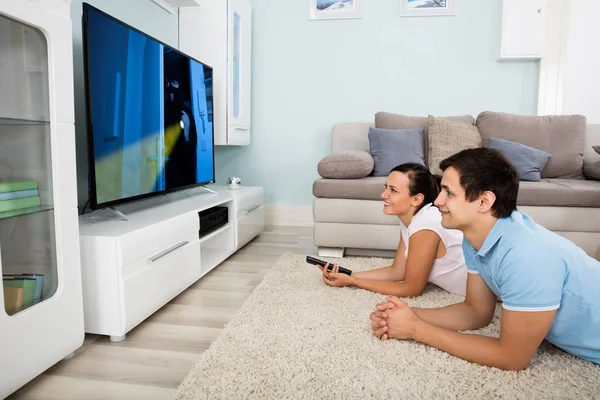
(118, 213, 197, 266)
(237, 205, 264, 249)
(123, 239, 201, 332)
(236, 188, 264, 215)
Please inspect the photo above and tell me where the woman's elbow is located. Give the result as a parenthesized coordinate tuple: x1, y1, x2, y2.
(395, 285, 426, 298)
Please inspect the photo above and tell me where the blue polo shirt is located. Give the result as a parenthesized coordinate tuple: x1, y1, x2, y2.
(463, 211, 600, 364)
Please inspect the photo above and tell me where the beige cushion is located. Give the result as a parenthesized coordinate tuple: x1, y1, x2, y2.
(375, 112, 475, 164)
(476, 112, 587, 179)
(313, 177, 386, 201)
(518, 179, 600, 207)
(317, 150, 374, 179)
(427, 115, 482, 175)
(313, 176, 600, 207)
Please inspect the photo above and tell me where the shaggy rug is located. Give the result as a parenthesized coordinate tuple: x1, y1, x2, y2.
(175, 254, 600, 399)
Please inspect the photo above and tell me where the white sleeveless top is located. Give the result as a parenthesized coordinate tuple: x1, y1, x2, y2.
(399, 203, 468, 296)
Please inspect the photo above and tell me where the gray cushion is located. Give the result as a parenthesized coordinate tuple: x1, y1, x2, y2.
(368, 127, 425, 176)
(476, 112, 587, 179)
(313, 177, 387, 201)
(518, 179, 600, 207)
(313, 176, 600, 207)
(487, 137, 552, 182)
(375, 112, 476, 164)
(317, 150, 374, 179)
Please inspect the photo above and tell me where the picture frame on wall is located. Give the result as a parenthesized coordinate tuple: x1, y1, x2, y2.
(399, 0, 455, 17)
(309, 0, 363, 20)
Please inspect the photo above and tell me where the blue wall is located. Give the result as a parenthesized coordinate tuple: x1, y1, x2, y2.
(214, 0, 540, 206)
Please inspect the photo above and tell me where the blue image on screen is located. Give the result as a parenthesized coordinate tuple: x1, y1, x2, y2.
(84, 5, 214, 207)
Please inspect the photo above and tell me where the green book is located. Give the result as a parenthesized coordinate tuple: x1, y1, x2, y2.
(0, 196, 41, 213)
(3, 278, 36, 308)
(0, 205, 42, 218)
(0, 181, 38, 193)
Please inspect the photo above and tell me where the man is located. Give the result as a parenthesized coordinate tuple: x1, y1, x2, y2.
(370, 147, 600, 370)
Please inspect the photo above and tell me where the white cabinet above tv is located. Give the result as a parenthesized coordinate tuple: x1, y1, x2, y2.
(179, 0, 252, 146)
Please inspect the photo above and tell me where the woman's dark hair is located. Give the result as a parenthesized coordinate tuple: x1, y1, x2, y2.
(439, 147, 518, 218)
(390, 163, 441, 212)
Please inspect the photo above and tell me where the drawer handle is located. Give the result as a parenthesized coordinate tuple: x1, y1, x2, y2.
(244, 204, 261, 214)
(147, 240, 189, 263)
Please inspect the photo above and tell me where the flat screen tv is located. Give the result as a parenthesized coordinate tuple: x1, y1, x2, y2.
(82, 3, 214, 210)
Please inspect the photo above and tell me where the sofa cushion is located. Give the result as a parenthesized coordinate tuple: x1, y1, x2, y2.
(368, 127, 425, 176)
(375, 112, 475, 164)
(313, 177, 600, 207)
(317, 150, 374, 179)
(428, 115, 482, 175)
(487, 137, 552, 182)
(476, 112, 587, 179)
(518, 179, 600, 207)
(313, 177, 386, 201)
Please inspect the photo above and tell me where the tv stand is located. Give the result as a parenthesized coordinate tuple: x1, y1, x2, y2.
(199, 185, 218, 195)
(86, 206, 128, 221)
(78, 186, 264, 340)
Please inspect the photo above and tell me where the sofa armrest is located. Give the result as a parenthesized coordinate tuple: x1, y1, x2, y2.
(583, 125, 600, 180)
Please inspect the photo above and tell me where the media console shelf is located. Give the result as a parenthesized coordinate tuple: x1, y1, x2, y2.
(78, 186, 263, 341)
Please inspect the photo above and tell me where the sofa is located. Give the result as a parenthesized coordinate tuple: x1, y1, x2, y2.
(312, 111, 600, 258)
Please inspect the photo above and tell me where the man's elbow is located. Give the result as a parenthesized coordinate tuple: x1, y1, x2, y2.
(465, 303, 495, 330)
(470, 315, 493, 330)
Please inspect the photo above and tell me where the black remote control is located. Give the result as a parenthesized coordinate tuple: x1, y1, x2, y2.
(306, 256, 352, 275)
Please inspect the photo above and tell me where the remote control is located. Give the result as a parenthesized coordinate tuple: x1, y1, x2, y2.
(306, 256, 352, 275)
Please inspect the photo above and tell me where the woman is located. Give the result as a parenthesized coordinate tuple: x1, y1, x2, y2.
(321, 163, 467, 297)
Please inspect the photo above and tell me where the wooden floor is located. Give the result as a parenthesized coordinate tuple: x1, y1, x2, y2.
(9, 225, 317, 400)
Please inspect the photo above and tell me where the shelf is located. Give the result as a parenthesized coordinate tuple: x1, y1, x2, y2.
(0, 117, 49, 126)
(0, 206, 53, 220)
(198, 222, 232, 244)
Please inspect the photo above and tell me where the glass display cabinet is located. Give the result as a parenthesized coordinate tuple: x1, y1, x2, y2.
(0, 1, 84, 398)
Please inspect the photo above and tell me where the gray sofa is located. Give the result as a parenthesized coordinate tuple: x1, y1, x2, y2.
(312, 112, 600, 258)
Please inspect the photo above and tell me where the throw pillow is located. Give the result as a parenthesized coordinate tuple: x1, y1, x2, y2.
(427, 115, 482, 176)
(476, 111, 586, 179)
(368, 127, 426, 177)
(375, 112, 475, 165)
(487, 137, 552, 182)
(317, 150, 374, 179)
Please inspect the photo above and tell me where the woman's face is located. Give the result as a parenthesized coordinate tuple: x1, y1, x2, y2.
(380, 171, 418, 216)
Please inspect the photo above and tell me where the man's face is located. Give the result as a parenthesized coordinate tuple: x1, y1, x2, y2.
(434, 167, 479, 231)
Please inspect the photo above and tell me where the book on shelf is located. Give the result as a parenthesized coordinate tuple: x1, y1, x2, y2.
(0, 196, 41, 213)
(3, 277, 36, 308)
(3, 286, 24, 315)
(0, 180, 38, 193)
(3, 274, 44, 304)
(0, 188, 39, 201)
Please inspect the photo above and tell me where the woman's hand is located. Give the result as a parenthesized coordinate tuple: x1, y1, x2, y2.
(321, 263, 355, 288)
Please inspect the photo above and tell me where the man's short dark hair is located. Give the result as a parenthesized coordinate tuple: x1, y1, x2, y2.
(439, 148, 519, 218)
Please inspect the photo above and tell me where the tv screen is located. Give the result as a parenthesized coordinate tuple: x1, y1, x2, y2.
(82, 3, 214, 210)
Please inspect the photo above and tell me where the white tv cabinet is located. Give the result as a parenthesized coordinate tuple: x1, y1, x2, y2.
(179, 0, 252, 145)
(78, 185, 263, 341)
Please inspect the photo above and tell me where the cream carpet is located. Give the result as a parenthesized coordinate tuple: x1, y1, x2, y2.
(175, 253, 600, 399)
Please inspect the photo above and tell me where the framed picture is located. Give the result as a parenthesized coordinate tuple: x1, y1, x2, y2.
(309, 0, 363, 20)
(399, 0, 455, 17)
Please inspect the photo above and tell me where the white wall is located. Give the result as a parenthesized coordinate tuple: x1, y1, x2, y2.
(560, 0, 600, 123)
(538, 0, 600, 123)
